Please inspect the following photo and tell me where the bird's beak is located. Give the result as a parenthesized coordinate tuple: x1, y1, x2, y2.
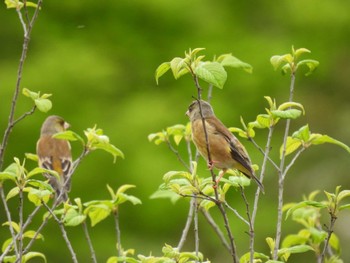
(64, 122, 70, 130)
(185, 110, 189, 116)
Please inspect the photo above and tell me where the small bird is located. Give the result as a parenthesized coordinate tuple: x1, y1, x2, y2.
(186, 100, 264, 193)
(36, 115, 72, 203)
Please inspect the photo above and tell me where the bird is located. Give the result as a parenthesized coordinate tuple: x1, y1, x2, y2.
(186, 100, 264, 193)
(36, 115, 72, 203)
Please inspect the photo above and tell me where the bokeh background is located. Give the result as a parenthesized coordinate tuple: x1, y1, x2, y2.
(1, 0, 350, 262)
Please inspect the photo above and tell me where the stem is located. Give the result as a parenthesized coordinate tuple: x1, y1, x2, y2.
(0, 0, 43, 170)
(41, 202, 78, 263)
(239, 186, 254, 263)
(191, 72, 238, 263)
(200, 208, 231, 251)
(250, 126, 274, 262)
(114, 210, 123, 258)
(194, 197, 199, 260)
(0, 205, 42, 261)
(166, 140, 190, 171)
(177, 197, 195, 250)
(320, 214, 337, 263)
(82, 222, 97, 263)
(273, 71, 296, 260)
(18, 188, 24, 262)
(0, 186, 19, 256)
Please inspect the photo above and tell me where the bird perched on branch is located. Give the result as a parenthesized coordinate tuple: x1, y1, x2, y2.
(36, 115, 72, 203)
(186, 100, 264, 193)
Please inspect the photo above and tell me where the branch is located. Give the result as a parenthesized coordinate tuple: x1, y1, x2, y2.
(273, 71, 296, 260)
(0, 0, 43, 170)
(166, 140, 190, 171)
(250, 126, 274, 262)
(177, 197, 195, 250)
(82, 222, 97, 263)
(200, 208, 231, 251)
(320, 214, 337, 263)
(0, 186, 19, 256)
(249, 137, 279, 171)
(41, 202, 78, 263)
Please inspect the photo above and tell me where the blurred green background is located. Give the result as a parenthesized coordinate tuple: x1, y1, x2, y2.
(1, 0, 350, 262)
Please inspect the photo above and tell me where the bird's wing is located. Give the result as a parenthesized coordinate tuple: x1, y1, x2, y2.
(206, 117, 253, 176)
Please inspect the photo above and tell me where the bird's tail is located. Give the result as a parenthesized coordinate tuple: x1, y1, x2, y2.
(252, 174, 265, 194)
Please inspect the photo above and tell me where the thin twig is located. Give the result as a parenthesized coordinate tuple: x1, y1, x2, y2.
(224, 202, 250, 226)
(239, 186, 254, 263)
(0, 0, 43, 170)
(191, 71, 238, 262)
(41, 202, 78, 263)
(177, 197, 195, 250)
(249, 137, 279, 171)
(18, 189, 24, 262)
(320, 214, 337, 263)
(0, 186, 19, 255)
(0, 204, 42, 261)
(166, 140, 190, 171)
(200, 208, 231, 251)
(194, 196, 199, 260)
(273, 71, 296, 260)
(82, 222, 97, 263)
(250, 126, 274, 262)
(282, 147, 305, 180)
(113, 210, 123, 259)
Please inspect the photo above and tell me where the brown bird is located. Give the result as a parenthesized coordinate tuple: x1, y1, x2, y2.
(186, 100, 264, 192)
(36, 115, 72, 203)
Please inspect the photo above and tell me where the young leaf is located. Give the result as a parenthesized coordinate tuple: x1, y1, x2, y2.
(35, 98, 52, 113)
(285, 201, 327, 220)
(194, 61, 227, 89)
(64, 208, 86, 226)
(294, 48, 311, 58)
(216, 53, 253, 73)
(170, 57, 188, 79)
(297, 59, 319, 76)
(155, 62, 171, 84)
(292, 125, 310, 142)
(271, 109, 302, 120)
(149, 189, 181, 204)
(280, 137, 302, 158)
(84, 203, 111, 227)
(22, 88, 39, 99)
(309, 134, 350, 153)
(53, 130, 84, 143)
(22, 252, 47, 263)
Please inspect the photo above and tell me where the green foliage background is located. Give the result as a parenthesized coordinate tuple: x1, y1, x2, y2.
(1, 0, 350, 262)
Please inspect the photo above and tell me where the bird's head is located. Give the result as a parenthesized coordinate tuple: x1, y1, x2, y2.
(40, 115, 70, 135)
(186, 100, 214, 121)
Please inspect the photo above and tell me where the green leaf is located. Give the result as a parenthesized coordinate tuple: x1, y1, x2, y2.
(297, 59, 319, 76)
(271, 109, 302, 120)
(22, 251, 47, 263)
(23, 230, 44, 240)
(2, 221, 20, 233)
(116, 193, 142, 206)
(53, 130, 84, 143)
(194, 61, 227, 89)
(285, 201, 327, 220)
(149, 189, 181, 204)
(229, 127, 247, 139)
(256, 114, 271, 128)
(309, 134, 350, 153)
(27, 188, 51, 206)
(278, 245, 314, 258)
(239, 252, 269, 263)
(116, 184, 136, 196)
(270, 54, 293, 70)
(84, 204, 111, 227)
(292, 125, 310, 142)
(282, 234, 308, 248)
(278, 101, 305, 114)
(163, 170, 192, 183)
(266, 237, 275, 253)
(280, 137, 302, 158)
(155, 62, 171, 84)
(6, 187, 20, 201)
(216, 54, 253, 73)
(35, 98, 52, 113)
(337, 189, 350, 202)
(22, 88, 39, 99)
(294, 48, 311, 58)
(64, 208, 86, 226)
(170, 57, 189, 79)
(148, 131, 167, 145)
